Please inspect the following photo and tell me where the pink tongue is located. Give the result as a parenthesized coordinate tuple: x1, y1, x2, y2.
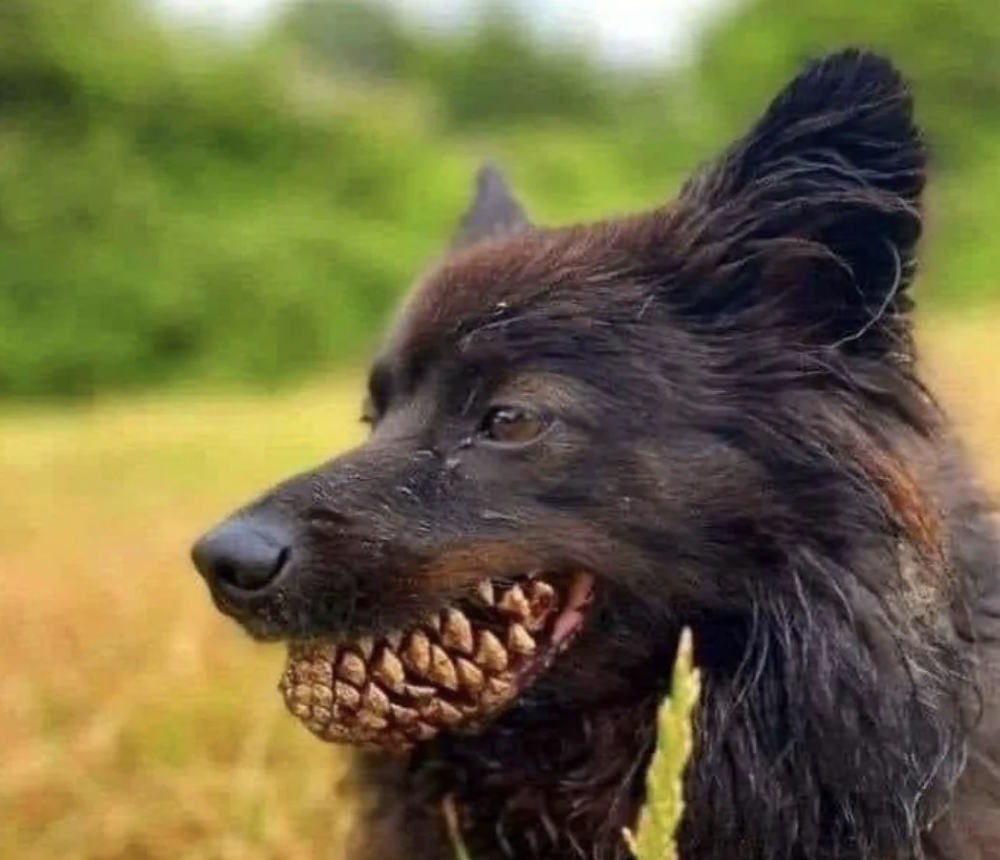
(552, 574, 595, 644)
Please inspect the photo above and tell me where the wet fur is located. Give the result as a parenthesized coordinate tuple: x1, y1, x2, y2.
(197, 50, 1000, 859)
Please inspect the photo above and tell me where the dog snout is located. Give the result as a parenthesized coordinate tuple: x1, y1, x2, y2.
(191, 515, 293, 597)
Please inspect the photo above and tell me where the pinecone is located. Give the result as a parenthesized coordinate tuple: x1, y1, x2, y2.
(278, 578, 561, 752)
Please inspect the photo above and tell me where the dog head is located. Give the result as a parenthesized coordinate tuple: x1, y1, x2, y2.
(191, 49, 957, 760)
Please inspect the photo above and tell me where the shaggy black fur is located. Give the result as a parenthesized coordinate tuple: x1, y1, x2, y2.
(191, 49, 1000, 859)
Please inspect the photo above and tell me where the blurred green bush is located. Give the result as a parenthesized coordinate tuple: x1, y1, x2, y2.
(0, 0, 997, 400)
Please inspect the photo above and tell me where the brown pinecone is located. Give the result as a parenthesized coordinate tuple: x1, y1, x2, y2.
(278, 579, 561, 751)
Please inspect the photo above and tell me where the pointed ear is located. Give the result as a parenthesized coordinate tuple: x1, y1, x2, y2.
(450, 163, 531, 250)
(670, 49, 925, 358)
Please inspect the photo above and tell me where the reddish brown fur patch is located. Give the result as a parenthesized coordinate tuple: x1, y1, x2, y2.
(869, 449, 944, 560)
(386, 217, 661, 359)
(849, 432, 952, 620)
(414, 542, 541, 592)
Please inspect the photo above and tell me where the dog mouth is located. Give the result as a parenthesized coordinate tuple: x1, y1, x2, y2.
(278, 571, 595, 752)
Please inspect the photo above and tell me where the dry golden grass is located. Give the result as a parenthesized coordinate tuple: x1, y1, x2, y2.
(1, 310, 998, 860)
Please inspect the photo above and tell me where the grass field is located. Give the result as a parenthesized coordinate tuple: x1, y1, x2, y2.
(2, 310, 999, 860)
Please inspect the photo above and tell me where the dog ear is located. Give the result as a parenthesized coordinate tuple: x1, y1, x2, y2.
(450, 163, 531, 250)
(669, 49, 925, 358)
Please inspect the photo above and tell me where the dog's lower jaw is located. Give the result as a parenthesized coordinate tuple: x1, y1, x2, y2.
(348, 695, 661, 860)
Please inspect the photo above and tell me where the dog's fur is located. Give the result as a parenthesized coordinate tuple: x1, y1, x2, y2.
(193, 50, 1000, 859)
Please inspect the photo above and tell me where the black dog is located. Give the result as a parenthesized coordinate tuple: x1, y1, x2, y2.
(191, 49, 1000, 859)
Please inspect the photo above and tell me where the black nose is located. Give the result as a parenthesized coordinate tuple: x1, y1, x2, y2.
(191, 516, 292, 594)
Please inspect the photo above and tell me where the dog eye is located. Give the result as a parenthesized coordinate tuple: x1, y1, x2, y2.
(479, 405, 547, 445)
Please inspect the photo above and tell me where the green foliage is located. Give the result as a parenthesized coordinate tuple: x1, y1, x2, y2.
(623, 629, 701, 860)
(0, 0, 465, 397)
(0, 0, 998, 400)
(444, 795, 474, 860)
(278, 0, 617, 130)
